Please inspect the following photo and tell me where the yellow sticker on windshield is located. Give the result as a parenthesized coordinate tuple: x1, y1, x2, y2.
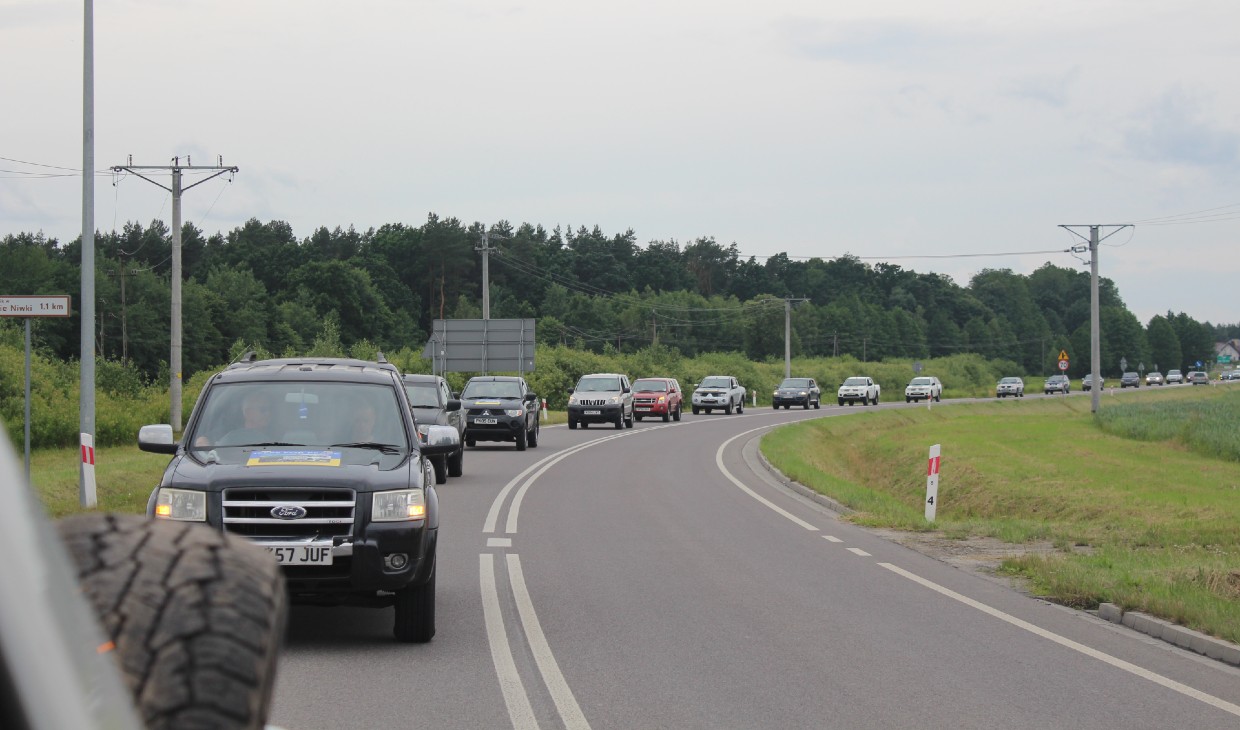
(474, 400, 502, 405)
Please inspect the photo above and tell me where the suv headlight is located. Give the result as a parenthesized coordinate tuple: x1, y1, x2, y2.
(504, 408, 523, 417)
(153, 487, 206, 521)
(373, 489, 426, 521)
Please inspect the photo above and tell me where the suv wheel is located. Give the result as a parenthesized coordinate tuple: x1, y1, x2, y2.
(692, 405, 700, 415)
(625, 410, 634, 428)
(432, 456, 448, 484)
(58, 513, 287, 729)
(527, 420, 539, 448)
(394, 559, 435, 643)
(614, 414, 624, 430)
(672, 404, 682, 422)
(516, 426, 528, 451)
(568, 419, 578, 430)
(736, 399, 744, 414)
(725, 401, 734, 415)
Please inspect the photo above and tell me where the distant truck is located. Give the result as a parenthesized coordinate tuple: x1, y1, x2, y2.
(837, 376, 880, 406)
(691, 375, 746, 415)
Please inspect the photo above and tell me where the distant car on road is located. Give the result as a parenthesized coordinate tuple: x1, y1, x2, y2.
(1043, 374, 1070, 394)
(631, 377, 683, 422)
(1165, 369, 1183, 384)
(996, 377, 1024, 398)
(403, 373, 465, 484)
(1120, 372, 1141, 388)
(772, 377, 821, 409)
(462, 375, 542, 448)
(904, 376, 942, 403)
(838, 376, 880, 406)
(1188, 371, 1209, 385)
(1082, 374, 1105, 391)
(691, 375, 746, 415)
(1145, 371, 1164, 386)
(567, 373, 633, 430)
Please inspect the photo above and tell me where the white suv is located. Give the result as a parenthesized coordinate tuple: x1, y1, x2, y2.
(905, 376, 942, 403)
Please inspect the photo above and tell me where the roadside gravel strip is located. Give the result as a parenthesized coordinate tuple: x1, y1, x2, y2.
(750, 436, 1240, 669)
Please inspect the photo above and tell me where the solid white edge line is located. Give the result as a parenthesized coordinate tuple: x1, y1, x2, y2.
(507, 554, 592, 730)
(878, 562, 1240, 719)
(716, 427, 819, 531)
(479, 554, 539, 729)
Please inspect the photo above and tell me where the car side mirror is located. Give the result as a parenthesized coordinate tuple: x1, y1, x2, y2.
(138, 424, 178, 454)
(446, 399, 461, 411)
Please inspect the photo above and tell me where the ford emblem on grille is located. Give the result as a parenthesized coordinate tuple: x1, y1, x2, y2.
(271, 505, 307, 520)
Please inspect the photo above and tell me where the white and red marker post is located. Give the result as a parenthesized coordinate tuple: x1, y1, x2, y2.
(80, 432, 97, 507)
(924, 443, 941, 522)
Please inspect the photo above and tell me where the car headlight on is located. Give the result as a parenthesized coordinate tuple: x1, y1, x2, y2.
(505, 408, 523, 417)
(568, 394, 579, 405)
(153, 487, 206, 521)
(799, 390, 808, 396)
(657, 395, 666, 403)
(373, 489, 426, 521)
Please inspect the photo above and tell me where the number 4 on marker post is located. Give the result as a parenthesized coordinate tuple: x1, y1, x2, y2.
(925, 444, 941, 522)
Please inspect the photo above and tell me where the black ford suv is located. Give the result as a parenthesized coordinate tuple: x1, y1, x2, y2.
(138, 355, 459, 643)
(459, 375, 541, 450)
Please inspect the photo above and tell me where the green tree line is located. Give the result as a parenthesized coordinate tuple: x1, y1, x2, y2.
(1, 215, 1226, 384)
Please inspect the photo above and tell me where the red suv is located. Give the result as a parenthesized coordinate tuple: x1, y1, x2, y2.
(631, 377, 683, 422)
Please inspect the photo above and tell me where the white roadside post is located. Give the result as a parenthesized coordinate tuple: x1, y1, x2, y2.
(80, 432, 97, 507)
(925, 444, 941, 522)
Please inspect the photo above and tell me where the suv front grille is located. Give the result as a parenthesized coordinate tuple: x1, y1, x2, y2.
(633, 396, 661, 406)
(576, 399, 608, 407)
(222, 487, 356, 539)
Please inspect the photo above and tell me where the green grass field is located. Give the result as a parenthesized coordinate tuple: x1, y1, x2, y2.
(760, 386, 1240, 644)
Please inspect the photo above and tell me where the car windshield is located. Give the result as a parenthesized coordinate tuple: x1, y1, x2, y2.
(909, 378, 934, 386)
(189, 382, 407, 459)
(1123, 372, 1138, 378)
(1046, 376, 1065, 382)
(575, 376, 622, 392)
(1169, 370, 1181, 375)
(699, 377, 731, 389)
(779, 379, 812, 388)
(402, 383, 441, 408)
(1000, 378, 1021, 384)
(843, 377, 868, 386)
(632, 379, 669, 392)
(462, 380, 523, 399)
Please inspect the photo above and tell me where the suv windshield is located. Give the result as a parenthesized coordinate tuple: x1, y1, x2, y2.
(576, 376, 622, 392)
(910, 378, 934, 385)
(699, 377, 731, 388)
(190, 382, 407, 455)
(403, 383, 442, 408)
(462, 381, 523, 399)
(843, 377, 868, 386)
(780, 379, 812, 388)
(632, 379, 668, 392)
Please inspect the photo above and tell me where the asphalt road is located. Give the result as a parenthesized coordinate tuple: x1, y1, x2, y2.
(269, 392, 1240, 729)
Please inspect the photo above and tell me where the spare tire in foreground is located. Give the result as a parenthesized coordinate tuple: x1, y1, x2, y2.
(57, 513, 287, 730)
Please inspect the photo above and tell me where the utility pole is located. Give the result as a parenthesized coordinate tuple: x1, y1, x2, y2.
(1059, 223, 1132, 414)
(783, 297, 809, 378)
(81, 0, 96, 508)
(477, 230, 494, 319)
(651, 309, 658, 346)
(111, 156, 238, 431)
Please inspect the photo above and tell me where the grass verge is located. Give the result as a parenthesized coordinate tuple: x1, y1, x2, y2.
(760, 387, 1240, 644)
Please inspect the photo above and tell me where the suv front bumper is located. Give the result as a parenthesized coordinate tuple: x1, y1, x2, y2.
(568, 403, 625, 424)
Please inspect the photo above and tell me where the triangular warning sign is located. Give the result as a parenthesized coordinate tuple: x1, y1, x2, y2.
(1058, 350, 1069, 361)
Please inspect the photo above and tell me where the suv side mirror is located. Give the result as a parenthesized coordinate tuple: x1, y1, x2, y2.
(445, 399, 461, 411)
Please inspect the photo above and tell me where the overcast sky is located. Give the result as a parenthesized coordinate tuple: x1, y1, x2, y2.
(3, 0, 1238, 326)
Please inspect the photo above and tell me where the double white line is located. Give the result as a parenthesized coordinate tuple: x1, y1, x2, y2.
(480, 428, 669, 729)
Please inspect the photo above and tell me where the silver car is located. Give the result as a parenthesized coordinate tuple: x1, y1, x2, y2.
(996, 377, 1025, 398)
